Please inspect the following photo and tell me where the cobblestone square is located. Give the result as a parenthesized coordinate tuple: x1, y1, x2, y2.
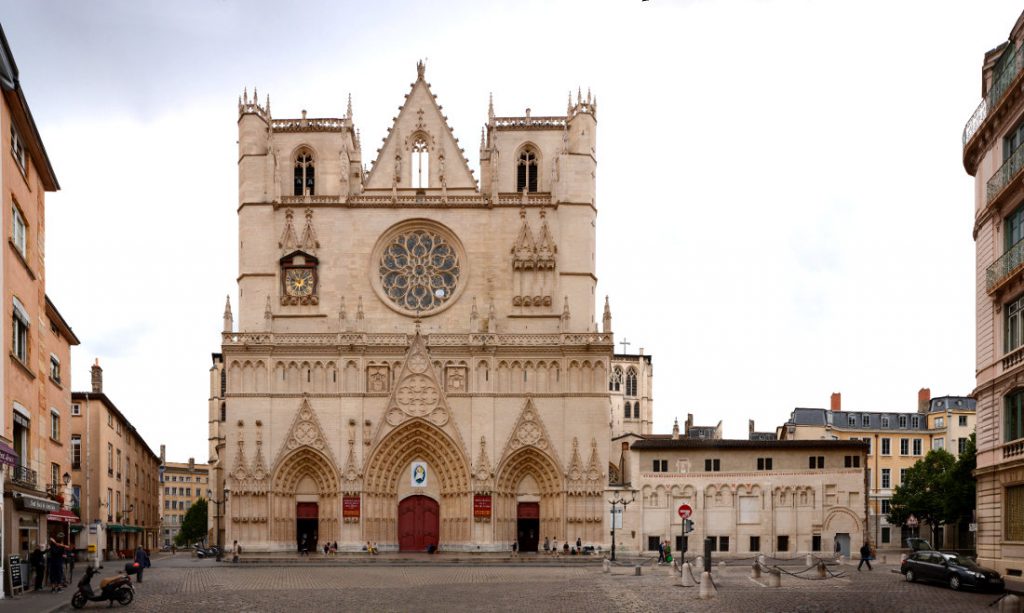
(19, 555, 1002, 613)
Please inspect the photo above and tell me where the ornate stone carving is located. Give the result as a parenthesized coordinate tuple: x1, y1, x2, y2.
(445, 366, 467, 393)
(500, 397, 558, 466)
(270, 397, 338, 469)
(473, 436, 492, 484)
(367, 365, 390, 393)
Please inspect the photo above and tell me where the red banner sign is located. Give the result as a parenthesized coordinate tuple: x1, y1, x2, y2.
(342, 496, 360, 518)
(473, 495, 492, 518)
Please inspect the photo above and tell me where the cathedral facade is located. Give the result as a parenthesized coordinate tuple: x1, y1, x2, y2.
(212, 63, 615, 552)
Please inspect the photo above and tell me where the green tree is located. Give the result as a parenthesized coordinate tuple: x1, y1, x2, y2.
(943, 433, 977, 531)
(886, 448, 956, 546)
(174, 497, 208, 547)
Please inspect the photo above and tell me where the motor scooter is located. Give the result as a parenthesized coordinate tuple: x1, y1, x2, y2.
(70, 564, 134, 608)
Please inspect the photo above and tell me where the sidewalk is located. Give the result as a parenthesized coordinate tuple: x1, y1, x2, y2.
(0, 586, 69, 613)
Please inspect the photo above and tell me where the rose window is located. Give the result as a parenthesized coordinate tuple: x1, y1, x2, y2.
(379, 230, 460, 313)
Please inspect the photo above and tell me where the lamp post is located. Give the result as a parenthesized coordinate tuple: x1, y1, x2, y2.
(208, 488, 228, 561)
(608, 489, 637, 562)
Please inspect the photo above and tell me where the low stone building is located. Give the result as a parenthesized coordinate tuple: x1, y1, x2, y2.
(616, 435, 868, 559)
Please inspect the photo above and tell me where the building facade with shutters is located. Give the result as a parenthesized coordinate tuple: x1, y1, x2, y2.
(157, 452, 209, 547)
(212, 63, 620, 553)
(963, 8, 1024, 585)
(70, 362, 161, 557)
(0, 24, 82, 595)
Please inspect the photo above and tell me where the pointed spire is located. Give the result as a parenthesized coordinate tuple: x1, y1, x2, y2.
(223, 295, 233, 333)
(470, 297, 479, 332)
(416, 59, 426, 80)
(488, 92, 494, 122)
(487, 298, 497, 333)
(480, 126, 485, 150)
(577, 87, 582, 105)
(243, 86, 248, 103)
(300, 208, 320, 252)
(567, 90, 573, 115)
(265, 93, 271, 118)
(560, 296, 570, 331)
(279, 208, 298, 250)
(602, 295, 612, 334)
(586, 87, 591, 105)
(346, 93, 353, 119)
(672, 418, 680, 440)
(339, 297, 347, 322)
(357, 297, 365, 320)
(264, 295, 273, 326)
(253, 87, 258, 104)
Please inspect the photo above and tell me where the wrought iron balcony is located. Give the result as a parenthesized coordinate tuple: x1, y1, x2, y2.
(986, 238, 1024, 292)
(964, 43, 1024, 146)
(987, 142, 1024, 204)
(10, 464, 37, 488)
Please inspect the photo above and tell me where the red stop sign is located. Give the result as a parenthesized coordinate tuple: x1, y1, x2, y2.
(678, 504, 692, 519)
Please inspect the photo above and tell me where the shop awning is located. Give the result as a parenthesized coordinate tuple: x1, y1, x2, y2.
(14, 493, 60, 513)
(47, 509, 79, 523)
(107, 524, 142, 533)
(0, 441, 17, 467)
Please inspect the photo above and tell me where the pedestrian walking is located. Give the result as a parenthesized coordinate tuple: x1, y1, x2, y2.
(511, 540, 518, 557)
(29, 545, 45, 591)
(657, 539, 665, 564)
(576, 537, 582, 551)
(65, 547, 76, 584)
(857, 542, 873, 571)
(134, 545, 150, 583)
(543, 537, 550, 554)
(552, 538, 559, 556)
(232, 540, 241, 563)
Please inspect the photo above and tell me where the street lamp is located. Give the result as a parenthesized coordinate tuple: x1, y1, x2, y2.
(608, 489, 637, 562)
(208, 488, 228, 561)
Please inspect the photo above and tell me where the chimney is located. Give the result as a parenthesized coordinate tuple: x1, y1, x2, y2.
(685, 413, 694, 436)
(830, 392, 841, 412)
(159, 445, 166, 464)
(918, 388, 931, 413)
(91, 358, 103, 393)
(672, 418, 680, 440)
(749, 419, 755, 435)
(188, 457, 195, 472)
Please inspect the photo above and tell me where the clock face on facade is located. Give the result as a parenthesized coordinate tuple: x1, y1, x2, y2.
(285, 268, 316, 297)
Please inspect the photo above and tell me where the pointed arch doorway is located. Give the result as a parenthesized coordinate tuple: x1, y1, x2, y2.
(398, 495, 439, 551)
(517, 501, 540, 552)
(296, 501, 318, 553)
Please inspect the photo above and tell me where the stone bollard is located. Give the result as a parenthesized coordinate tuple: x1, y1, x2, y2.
(695, 556, 704, 571)
(602, 558, 610, 573)
(634, 565, 642, 576)
(751, 562, 761, 579)
(806, 553, 814, 567)
(718, 560, 727, 570)
(766, 568, 782, 588)
(680, 562, 697, 587)
(837, 554, 845, 565)
(998, 593, 1022, 613)
(817, 561, 827, 578)
(667, 560, 678, 576)
(881, 554, 887, 565)
(698, 571, 718, 599)
(757, 554, 766, 566)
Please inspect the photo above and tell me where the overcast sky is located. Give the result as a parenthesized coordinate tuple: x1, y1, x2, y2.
(3, 0, 1019, 461)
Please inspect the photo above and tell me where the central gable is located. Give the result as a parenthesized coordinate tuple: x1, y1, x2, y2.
(364, 61, 477, 192)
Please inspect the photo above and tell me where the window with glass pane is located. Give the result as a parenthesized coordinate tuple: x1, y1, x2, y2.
(1006, 390, 1024, 442)
(1005, 123, 1024, 163)
(1008, 204, 1024, 251)
(1007, 485, 1024, 541)
(959, 415, 968, 427)
(1007, 295, 1024, 353)
(881, 438, 891, 455)
(882, 469, 891, 489)
(900, 468, 907, 484)
(71, 435, 81, 469)
(899, 415, 907, 428)
(881, 499, 891, 514)
(625, 370, 637, 397)
(912, 416, 919, 428)
(913, 439, 922, 455)
(12, 205, 26, 256)
(900, 438, 909, 455)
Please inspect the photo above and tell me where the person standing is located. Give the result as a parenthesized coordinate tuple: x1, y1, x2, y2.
(134, 545, 150, 583)
(576, 537, 582, 552)
(543, 537, 550, 554)
(657, 539, 665, 565)
(29, 545, 45, 591)
(232, 540, 241, 563)
(857, 542, 872, 571)
(45, 538, 65, 592)
(65, 547, 76, 584)
(511, 540, 518, 557)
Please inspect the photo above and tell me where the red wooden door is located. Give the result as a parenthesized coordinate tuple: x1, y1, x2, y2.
(398, 495, 439, 551)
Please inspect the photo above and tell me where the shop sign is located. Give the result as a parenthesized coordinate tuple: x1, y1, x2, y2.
(473, 495, 492, 519)
(16, 494, 60, 513)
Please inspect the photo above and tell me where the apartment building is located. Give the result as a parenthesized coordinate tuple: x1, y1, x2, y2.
(158, 450, 209, 547)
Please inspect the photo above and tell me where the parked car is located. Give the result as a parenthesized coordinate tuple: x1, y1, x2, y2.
(900, 550, 1005, 591)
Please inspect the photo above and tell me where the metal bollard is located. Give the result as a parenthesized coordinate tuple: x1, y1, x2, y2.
(817, 561, 827, 578)
(766, 568, 781, 588)
(634, 564, 642, 576)
(751, 562, 761, 579)
(698, 571, 718, 599)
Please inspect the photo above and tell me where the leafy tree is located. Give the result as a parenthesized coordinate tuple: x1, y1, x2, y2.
(174, 498, 208, 547)
(887, 448, 956, 546)
(944, 433, 976, 525)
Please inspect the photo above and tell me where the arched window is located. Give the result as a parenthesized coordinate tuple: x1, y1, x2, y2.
(294, 150, 315, 196)
(633, 402, 640, 419)
(516, 147, 538, 193)
(625, 369, 637, 397)
(611, 367, 622, 392)
(624, 402, 631, 419)
(411, 138, 429, 188)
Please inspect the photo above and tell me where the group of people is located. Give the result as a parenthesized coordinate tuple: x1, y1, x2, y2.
(322, 541, 340, 556)
(656, 540, 674, 565)
(364, 541, 379, 554)
(540, 536, 585, 556)
(29, 536, 75, 592)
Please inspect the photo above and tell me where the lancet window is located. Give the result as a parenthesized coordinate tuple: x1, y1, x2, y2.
(516, 147, 538, 193)
(294, 150, 315, 196)
(411, 138, 429, 188)
(625, 369, 638, 397)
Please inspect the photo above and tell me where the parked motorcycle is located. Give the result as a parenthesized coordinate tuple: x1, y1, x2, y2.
(70, 565, 134, 609)
(194, 544, 220, 559)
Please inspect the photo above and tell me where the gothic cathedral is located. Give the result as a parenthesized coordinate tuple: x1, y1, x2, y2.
(213, 63, 617, 552)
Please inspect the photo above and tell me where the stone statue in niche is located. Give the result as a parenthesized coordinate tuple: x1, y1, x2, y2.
(367, 365, 389, 393)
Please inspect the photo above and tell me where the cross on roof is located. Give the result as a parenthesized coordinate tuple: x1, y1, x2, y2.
(619, 338, 630, 353)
